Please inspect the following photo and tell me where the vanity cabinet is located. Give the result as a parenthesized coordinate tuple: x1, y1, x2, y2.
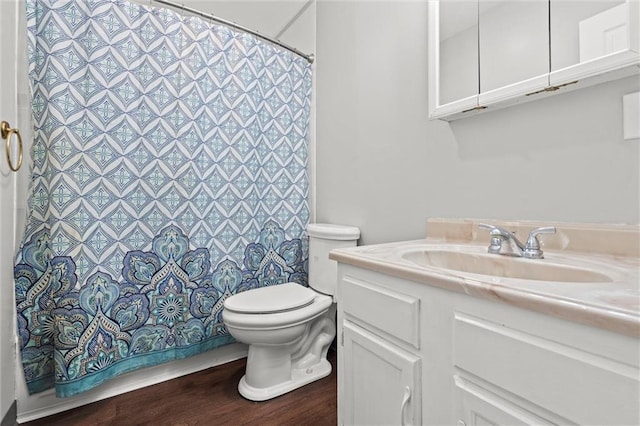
(452, 308, 639, 425)
(338, 274, 422, 425)
(336, 264, 640, 426)
(428, 0, 640, 120)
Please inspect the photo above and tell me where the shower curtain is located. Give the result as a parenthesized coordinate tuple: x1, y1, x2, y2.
(15, 0, 311, 397)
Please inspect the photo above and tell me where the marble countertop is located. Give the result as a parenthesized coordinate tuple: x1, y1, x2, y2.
(329, 219, 640, 337)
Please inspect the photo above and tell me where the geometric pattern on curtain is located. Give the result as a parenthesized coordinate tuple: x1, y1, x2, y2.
(15, 0, 311, 397)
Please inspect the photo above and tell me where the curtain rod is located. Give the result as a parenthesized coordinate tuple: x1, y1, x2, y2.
(149, 0, 315, 64)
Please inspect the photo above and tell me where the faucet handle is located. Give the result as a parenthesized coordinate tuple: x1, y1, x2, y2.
(478, 223, 497, 232)
(479, 223, 504, 254)
(524, 226, 556, 259)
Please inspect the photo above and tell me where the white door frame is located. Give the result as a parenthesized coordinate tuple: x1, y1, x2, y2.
(0, 0, 19, 423)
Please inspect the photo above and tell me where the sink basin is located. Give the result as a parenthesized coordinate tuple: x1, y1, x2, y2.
(401, 249, 613, 283)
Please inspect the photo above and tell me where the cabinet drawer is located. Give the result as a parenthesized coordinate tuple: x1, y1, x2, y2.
(453, 312, 640, 425)
(341, 276, 420, 349)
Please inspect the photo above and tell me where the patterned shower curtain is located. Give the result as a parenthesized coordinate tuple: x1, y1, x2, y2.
(15, 0, 311, 397)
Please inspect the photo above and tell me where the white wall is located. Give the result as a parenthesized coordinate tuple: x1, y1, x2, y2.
(315, 0, 640, 245)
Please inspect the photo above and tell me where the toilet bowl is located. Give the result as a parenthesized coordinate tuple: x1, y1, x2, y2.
(222, 223, 360, 401)
(223, 283, 334, 401)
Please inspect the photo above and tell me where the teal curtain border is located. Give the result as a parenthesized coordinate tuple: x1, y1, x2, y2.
(27, 335, 236, 397)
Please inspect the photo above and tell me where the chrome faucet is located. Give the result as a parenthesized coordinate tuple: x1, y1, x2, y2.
(479, 224, 556, 259)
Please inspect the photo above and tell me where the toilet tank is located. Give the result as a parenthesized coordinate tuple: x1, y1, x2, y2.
(307, 223, 360, 301)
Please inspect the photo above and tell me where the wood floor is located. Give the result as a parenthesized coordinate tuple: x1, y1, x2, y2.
(24, 350, 337, 426)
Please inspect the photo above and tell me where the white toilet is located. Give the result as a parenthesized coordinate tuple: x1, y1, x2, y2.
(222, 223, 360, 401)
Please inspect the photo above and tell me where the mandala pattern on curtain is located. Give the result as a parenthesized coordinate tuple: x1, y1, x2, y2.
(16, 0, 311, 397)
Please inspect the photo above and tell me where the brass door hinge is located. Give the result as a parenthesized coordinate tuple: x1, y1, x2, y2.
(461, 105, 488, 113)
(527, 80, 579, 96)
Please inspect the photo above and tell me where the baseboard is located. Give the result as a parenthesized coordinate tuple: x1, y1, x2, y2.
(1, 401, 16, 426)
(16, 343, 247, 424)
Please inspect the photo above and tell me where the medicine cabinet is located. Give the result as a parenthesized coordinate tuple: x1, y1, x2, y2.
(428, 0, 640, 121)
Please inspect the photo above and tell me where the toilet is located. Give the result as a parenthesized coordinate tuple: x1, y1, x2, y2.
(222, 223, 360, 401)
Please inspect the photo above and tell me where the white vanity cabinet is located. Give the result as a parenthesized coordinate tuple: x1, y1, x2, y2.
(338, 272, 422, 425)
(336, 264, 640, 426)
(451, 301, 639, 426)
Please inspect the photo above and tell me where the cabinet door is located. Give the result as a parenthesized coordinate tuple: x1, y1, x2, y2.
(478, 0, 550, 104)
(342, 321, 421, 426)
(431, 0, 480, 112)
(550, 0, 640, 86)
(454, 375, 555, 426)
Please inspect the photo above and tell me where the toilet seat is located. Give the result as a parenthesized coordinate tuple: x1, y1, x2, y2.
(223, 289, 332, 331)
(224, 283, 316, 314)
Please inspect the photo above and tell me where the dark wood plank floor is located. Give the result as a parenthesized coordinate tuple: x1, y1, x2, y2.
(24, 350, 337, 426)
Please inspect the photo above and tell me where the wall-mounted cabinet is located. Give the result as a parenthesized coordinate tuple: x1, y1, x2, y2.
(428, 0, 640, 121)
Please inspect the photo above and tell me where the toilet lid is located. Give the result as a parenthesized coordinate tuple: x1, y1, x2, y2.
(224, 283, 316, 314)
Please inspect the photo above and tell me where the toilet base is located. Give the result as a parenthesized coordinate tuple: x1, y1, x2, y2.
(237, 358, 332, 401)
